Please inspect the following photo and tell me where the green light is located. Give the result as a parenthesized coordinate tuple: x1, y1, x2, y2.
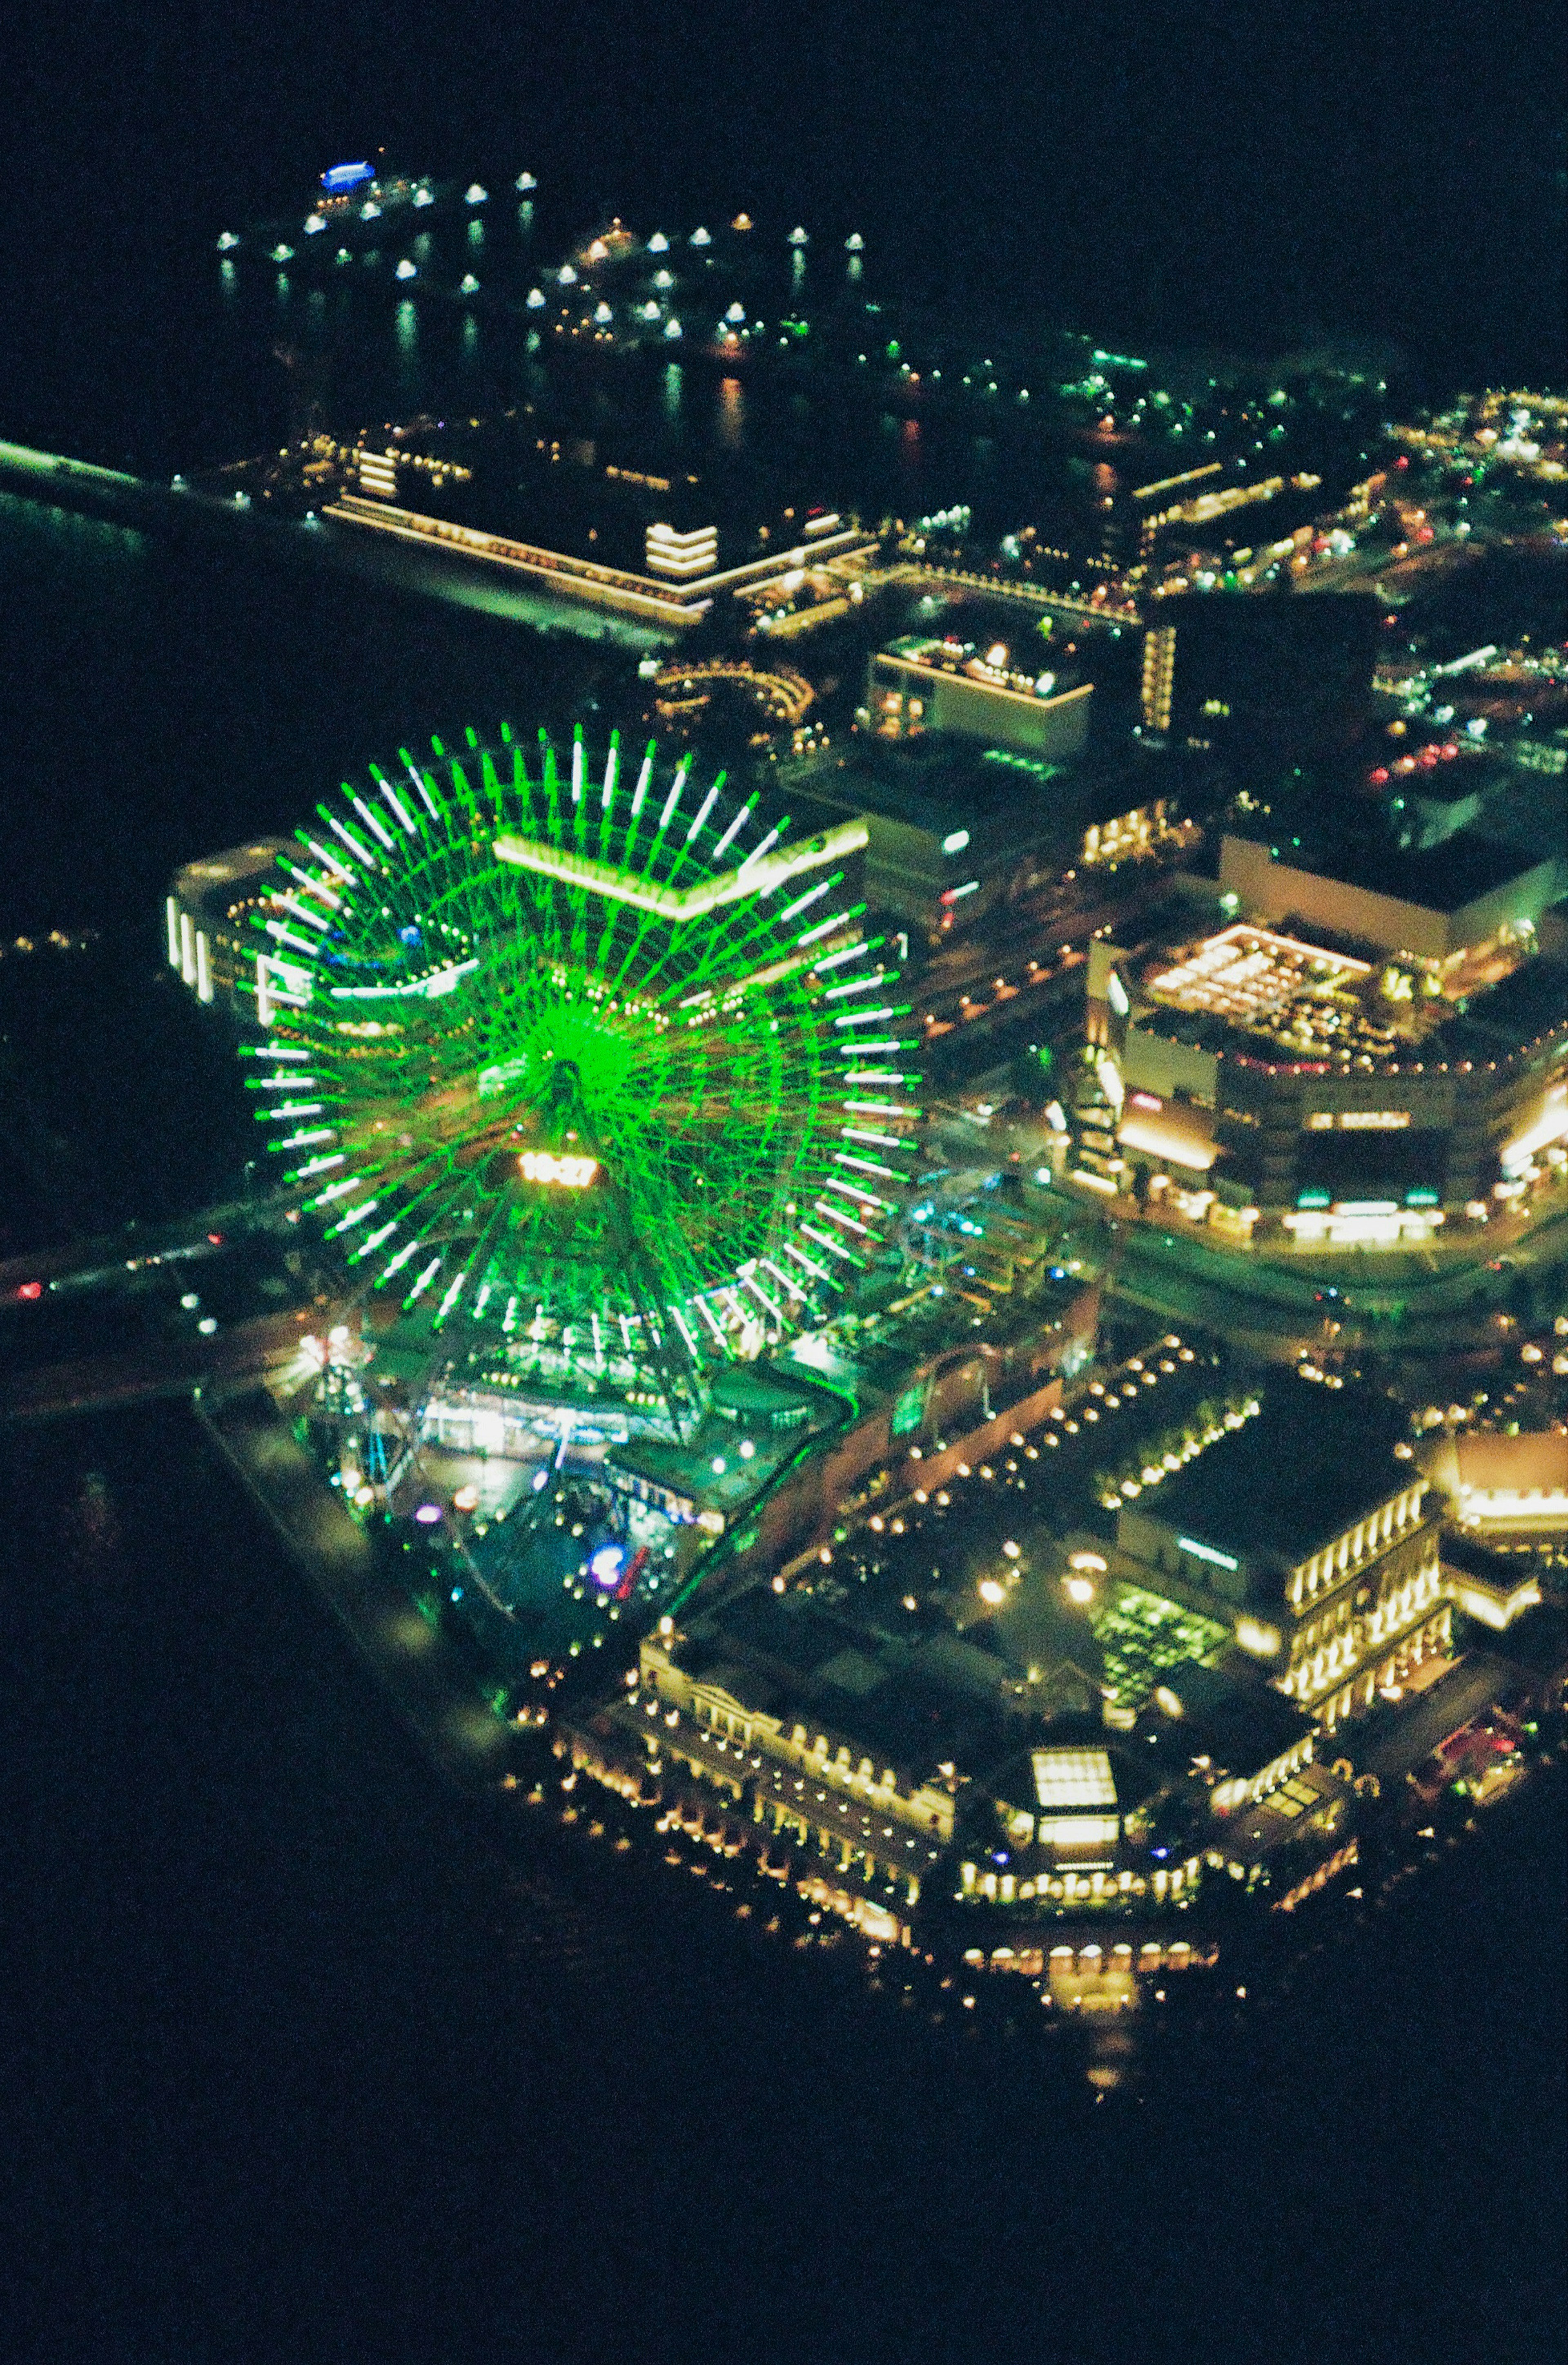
(248, 726, 920, 1420)
(1178, 1537, 1239, 1571)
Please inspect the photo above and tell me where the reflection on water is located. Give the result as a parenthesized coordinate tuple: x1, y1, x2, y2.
(716, 375, 744, 451)
(62, 1466, 121, 1575)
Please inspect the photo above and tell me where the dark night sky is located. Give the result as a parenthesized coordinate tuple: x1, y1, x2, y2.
(5, 0, 1566, 380)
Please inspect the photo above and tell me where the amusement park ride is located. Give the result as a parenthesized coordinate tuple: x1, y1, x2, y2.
(247, 720, 923, 1446)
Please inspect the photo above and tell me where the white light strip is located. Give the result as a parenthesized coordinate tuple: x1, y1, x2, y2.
(812, 940, 869, 973)
(286, 864, 341, 909)
(658, 759, 690, 832)
(778, 876, 833, 923)
(494, 820, 866, 924)
(820, 1174, 889, 1209)
(798, 907, 853, 949)
(738, 1268, 785, 1323)
(833, 1151, 903, 1180)
(693, 1294, 727, 1345)
(710, 800, 751, 862)
(305, 835, 354, 880)
(278, 895, 330, 932)
(377, 776, 418, 833)
(326, 815, 376, 870)
(815, 1196, 873, 1235)
(406, 760, 441, 819)
(350, 794, 395, 851)
(781, 1238, 832, 1284)
(332, 1198, 380, 1234)
(684, 786, 718, 844)
(739, 824, 782, 873)
(406, 1256, 443, 1303)
(804, 1229, 865, 1267)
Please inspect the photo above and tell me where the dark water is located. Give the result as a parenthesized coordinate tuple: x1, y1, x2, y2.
(7, 1403, 1565, 2365)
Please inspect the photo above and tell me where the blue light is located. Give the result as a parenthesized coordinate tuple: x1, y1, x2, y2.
(323, 162, 374, 192)
(588, 1543, 626, 1590)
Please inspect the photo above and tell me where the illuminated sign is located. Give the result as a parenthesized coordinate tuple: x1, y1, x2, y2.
(1129, 1090, 1162, 1113)
(322, 162, 374, 192)
(518, 1151, 600, 1189)
(1106, 970, 1130, 1019)
(1178, 1536, 1239, 1571)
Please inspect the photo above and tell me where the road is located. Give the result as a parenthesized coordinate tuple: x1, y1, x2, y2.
(0, 1306, 323, 1420)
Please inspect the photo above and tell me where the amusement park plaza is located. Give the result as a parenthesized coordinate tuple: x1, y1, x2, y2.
(144, 681, 1567, 2000)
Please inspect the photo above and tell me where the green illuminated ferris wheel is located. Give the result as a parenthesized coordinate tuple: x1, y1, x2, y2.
(249, 722, 921, 1423)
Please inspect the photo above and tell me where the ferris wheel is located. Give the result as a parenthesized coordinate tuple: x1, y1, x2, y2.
(249, 722, 921, 1424)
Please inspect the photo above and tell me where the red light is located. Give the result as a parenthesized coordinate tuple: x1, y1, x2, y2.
(1441, 743, 1458, 759)
(17, 1281, 43, 1300)
(1370, 766, 1390, 784)
(207, 1232, 223, 1245)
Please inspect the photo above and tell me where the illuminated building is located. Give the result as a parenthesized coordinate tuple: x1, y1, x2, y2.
(869, 634, 1094, 762)
(1421, 1430, 1568, 1552)
(1136, 593, 1379, 758)
(165, 840, 292, 1014)
(571, 1592, 1026, 1943)
(792, 739, 1063, 936)
(1218, 831, 1566, 965)
(1114, 1385, 1454, 1728)
(326, 421, 875, 631)
(1083, 889, 1568, 1239)
(1140, 623, 1176, 733)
